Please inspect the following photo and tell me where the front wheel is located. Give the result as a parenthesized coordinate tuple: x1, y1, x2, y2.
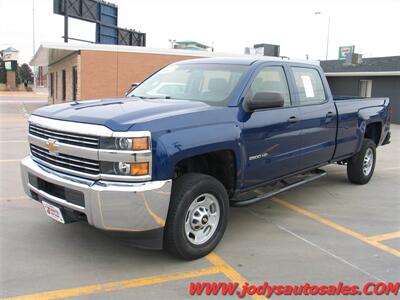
(164, 173, 229, 260)
(347, 139, 376, 184)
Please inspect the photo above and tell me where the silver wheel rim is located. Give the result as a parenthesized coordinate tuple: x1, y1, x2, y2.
(363, 148, 374, 176)
(184, 193, 220, 245)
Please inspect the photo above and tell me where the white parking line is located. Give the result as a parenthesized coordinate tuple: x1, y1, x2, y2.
(277, 224, 385, 282)
(247, 207, 386, 282)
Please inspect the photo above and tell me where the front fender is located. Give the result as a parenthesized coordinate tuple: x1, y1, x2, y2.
(152, 123, 243, 182)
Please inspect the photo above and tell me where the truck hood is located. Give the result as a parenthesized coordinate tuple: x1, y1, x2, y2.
(32, 97, 218, 131)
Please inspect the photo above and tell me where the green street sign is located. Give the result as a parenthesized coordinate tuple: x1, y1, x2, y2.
(339, 46, 355, 59)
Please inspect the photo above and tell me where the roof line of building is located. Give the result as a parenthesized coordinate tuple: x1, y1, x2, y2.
(30, 42, 319, 66)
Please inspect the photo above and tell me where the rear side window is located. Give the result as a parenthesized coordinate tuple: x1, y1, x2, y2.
(292, 67, 326, 105)
(250, 66, 291, 107)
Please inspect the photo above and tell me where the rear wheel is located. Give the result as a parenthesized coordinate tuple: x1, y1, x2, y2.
(347, 139, 376, 184)
(164, 173, 229, 260)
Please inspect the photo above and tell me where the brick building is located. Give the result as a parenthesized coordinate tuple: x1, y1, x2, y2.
(30, 43, 223, 103)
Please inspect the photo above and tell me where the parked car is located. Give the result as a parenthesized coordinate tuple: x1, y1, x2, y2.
(21, 57, 391, 260)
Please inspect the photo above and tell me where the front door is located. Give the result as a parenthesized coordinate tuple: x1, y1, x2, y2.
(241, 65, 302, 189)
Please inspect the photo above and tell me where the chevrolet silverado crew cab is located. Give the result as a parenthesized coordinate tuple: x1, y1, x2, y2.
(21, 58, 391, 260)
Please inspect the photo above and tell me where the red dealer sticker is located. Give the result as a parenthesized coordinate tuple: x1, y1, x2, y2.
(42, 201, 65, 224)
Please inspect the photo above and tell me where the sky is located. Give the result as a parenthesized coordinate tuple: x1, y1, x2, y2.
(0, 0, 399, 64)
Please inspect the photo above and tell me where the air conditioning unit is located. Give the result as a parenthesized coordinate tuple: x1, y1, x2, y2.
(346, 53, 363, 65)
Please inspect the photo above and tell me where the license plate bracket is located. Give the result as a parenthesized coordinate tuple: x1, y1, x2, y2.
(42, 201, 65, 224)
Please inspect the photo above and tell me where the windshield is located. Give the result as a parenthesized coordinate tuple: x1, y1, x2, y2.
(129, 63, 249, 106)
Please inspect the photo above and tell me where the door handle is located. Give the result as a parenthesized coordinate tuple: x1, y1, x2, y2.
(326, 112, 334, 118)
(288, 116, 298, 124)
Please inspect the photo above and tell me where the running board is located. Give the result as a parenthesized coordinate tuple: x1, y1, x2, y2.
(231, 169, 327, 207)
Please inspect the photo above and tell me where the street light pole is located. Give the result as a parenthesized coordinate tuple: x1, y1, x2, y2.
(315, 12, 331, 60)
(325, 16, 331, 60)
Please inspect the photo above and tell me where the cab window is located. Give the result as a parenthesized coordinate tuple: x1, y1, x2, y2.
(292, 67, 326, 105)
(249, 66, 291, 107)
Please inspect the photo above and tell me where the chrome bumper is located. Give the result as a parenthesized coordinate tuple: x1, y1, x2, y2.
(20, 156, 172, 233)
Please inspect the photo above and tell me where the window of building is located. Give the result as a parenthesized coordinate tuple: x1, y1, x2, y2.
(72, 66, 78, 101)
(49, 73, 54, 98)
(359, 80, 372, 97)
(292, 67, 326, 105)
(55, 72, 58, 100)
(249, 66, 291, 106)
(61, 69, 66, 101)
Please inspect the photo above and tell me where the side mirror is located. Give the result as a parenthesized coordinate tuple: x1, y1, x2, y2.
(246, 92, 284, 111)
(125, 83, 139, 96)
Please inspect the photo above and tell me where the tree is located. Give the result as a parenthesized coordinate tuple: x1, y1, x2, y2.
(18, 63, 33, 83)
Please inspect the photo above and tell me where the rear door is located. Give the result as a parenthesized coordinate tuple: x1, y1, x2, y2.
(241, 64, 302, 188)
(289, 66, 337, 169)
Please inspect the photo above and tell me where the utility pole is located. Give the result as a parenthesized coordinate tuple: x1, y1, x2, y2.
(32, 0, 36, 55)
(64, 0, 69, 43)
(32, 0, 36, 89)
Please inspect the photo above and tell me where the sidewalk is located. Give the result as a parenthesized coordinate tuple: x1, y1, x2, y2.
(0, 91, 48, 98)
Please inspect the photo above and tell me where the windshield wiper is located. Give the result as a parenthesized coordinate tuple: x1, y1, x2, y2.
(130, 94, 150, 99)
(131, 94, 177, 100)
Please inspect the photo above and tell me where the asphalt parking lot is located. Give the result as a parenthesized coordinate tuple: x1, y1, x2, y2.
(0, 93, 399, 299)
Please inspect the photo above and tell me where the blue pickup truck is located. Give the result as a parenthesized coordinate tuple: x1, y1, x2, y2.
(21, 57, 391, 260)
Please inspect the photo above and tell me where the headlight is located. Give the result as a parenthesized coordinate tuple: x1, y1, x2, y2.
(100, 136, 150, 151)
(116, 138, 132, 150)
(99, 133, 151, 179)
(101, 161, 150, 176)
(114, 162, 131, 175)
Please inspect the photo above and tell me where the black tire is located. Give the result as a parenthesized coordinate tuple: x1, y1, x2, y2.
(164, 173, 229, 260)
(347, 138, 376, 185)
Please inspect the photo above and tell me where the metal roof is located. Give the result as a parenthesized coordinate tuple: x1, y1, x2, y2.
(2, 47, 18, 53)
(321, 56, 400, 76)
(175, 40, 211, 49)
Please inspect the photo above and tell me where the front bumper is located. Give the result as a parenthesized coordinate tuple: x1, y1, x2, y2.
(20, 156, 172, 249)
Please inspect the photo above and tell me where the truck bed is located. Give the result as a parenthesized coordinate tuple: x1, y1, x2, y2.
(333, 96, 390, 160)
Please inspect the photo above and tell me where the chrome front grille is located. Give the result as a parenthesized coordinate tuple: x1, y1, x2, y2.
(28, 116, 152, 182)
(30, 144, 100, 175)
(29, 123, 99, 149)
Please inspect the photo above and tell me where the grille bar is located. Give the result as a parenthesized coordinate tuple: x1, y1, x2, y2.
(29, 124, 99, 148)
(30, 144, 100, 175)
(31, 148, 99, 170)
(29, 128, 98, 146)
(29, 125, 98, 142)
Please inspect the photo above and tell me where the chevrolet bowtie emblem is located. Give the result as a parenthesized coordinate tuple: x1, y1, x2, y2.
(46, 138, 59, 155)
